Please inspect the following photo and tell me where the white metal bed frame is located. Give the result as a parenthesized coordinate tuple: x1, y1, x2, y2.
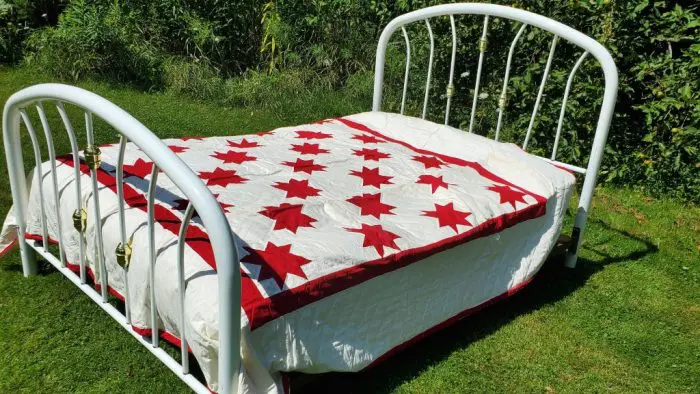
(2, 4, 616, 393)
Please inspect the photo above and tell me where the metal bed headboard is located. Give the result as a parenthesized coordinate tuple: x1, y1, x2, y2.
(372, 3, 618, 268)
(2, 84, 240, 394)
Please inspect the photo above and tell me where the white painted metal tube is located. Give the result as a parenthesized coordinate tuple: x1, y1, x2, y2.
(495, 23, 527, 141)
(422, 19, 435, 120)
(147, 165, 159, 348)
(542, 158, 586, 174)
(85, 111, 109, 302)
(4, 84, 241, 393)
(523, 35, 559, 150)
(116, 137, 128, 251)
(115, 135, 132, 323)
(56, 102, 87, 283)
(18, 109, 49, 248)
(552, 51, 588, 160)
(445, 14, 458, 125)
(36, 102, 66, 267)
(400, 26, 411, 115)
(468, 15, 489, 133)
(177, 203, 195, 374)
(26, 238, 211, 394)
(3, 103, 37, 276)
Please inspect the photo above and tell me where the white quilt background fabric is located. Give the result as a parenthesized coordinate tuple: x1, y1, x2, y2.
(1, 112, 575, 392)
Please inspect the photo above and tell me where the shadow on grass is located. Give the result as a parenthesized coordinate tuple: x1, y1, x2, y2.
(292, 219, 659, 393)
(0, 218, 659, 393)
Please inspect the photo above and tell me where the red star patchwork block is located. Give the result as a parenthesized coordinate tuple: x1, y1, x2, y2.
(211, 150, 256, 164)
(353, 148, 391, 161)
(259, 203, 316, 233)
(290, 143, 329, 155)
(296, 130, 332, 140)
(123, 158, 154, 178)
(416, 174, 449, 193)
(487, 184, 529, 209)
(273, 179, 321, 199)
(351, 134, 384, 144)
(346, 224, 401, 257)
(346, 193, 395, 219)
(422, 202, 472, 233)
(349, 167, 393, 189)
(227, 138, 260, 149)
(282, 158, 327, 175)
(168, 145, 189, 153)
(242, 243, 311, 288)
(198, 168, 248, 187)
(412, 155, 444, 169)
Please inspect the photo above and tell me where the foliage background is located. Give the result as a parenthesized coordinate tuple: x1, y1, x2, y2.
(0, 0, 698, 202)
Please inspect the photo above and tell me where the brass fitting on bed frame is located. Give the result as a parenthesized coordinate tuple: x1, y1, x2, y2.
(115, 238, 133, 269)
(446, 84, 455, 98)
(73, 208, 87, 233)
(499, 93, 507, 110)
(479, 37, 488, 53)
(84, 145, 102, 170)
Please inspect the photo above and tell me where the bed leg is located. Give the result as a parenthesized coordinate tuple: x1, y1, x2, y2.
(565, 206, 587, 268)
(564, 226, 581, 268)
(4, 106, 38, 276)
(19, 236, 38, 277)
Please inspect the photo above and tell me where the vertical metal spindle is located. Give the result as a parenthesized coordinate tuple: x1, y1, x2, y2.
(177, 203, 195, 374)
(400, 26, 411, 115)
(552, 51, 588, 160)
(56, 102, 87, 283)
(18, 110, 49, 248)
(495, 23, 528, 141)
(523, 35, 559, 150)
(468, 16, 490, 133)
(422, 19, 435, 120)
(445, 14, 458, 125)
(85, 111, 109, 302)
(36, 102, 66, 267)
(147, 164, 160, 347)
(116, 135, 132, 323)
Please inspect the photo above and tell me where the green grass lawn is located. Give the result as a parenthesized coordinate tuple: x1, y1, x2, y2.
(0, 66, 698, 393)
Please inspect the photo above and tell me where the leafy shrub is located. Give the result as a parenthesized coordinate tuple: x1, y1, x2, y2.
(0, 0, 65, 64)
(114, 0, 261, 76)
(162, 58, 226, 101)
(25, 0, 166, 87)
(4, 0, 699, 202)
(24, 0, 261, 88)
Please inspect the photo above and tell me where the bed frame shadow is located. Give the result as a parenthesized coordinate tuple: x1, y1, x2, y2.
(0, 218, 657, 392)
(290, 218, 658, 393)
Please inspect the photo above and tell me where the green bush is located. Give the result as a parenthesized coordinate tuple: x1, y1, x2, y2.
(25, 0, 166, 87)
(24, 0, 261, 89)
(3, 0, 699, 202)
(0, 0, 65, 64)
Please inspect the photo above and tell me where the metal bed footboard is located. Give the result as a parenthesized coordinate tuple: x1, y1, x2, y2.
(372, 3, 618, 268)
(2, 84, 241, 394)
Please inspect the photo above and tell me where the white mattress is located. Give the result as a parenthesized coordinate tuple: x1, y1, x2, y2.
(1, 112, 575, 393)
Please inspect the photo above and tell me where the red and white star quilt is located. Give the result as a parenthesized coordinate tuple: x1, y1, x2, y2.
(3, 111, 576, 393)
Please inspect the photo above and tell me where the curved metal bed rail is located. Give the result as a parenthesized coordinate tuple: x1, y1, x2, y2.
(372, 3, 619, 268)
(2, 84, 240, 394)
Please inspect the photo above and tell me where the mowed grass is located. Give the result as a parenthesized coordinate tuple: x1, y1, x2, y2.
(0, 66, 698, 393)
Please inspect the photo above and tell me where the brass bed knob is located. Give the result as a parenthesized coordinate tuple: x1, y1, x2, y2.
(72, 208, 87, 233)
(84, 145, 102, 170)
(115, 239, 133, 270)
